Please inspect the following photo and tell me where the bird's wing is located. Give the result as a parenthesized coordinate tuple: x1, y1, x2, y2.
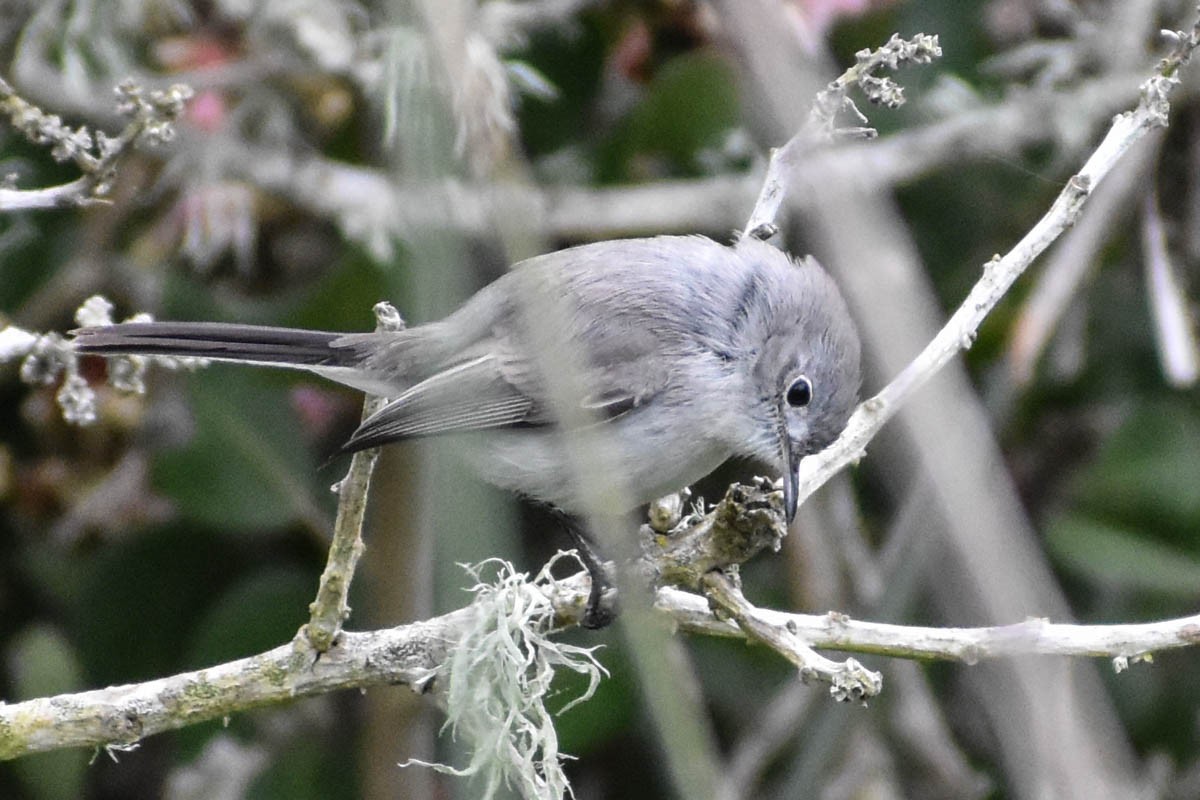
(342, 354, 529, 451)
(341, 336, 665, 453)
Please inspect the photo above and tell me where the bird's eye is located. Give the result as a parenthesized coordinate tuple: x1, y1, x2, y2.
(786, 375, 813, 408)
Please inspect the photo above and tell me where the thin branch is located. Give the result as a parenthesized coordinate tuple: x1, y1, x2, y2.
(0, 77, 193, 212)
(0, 604, 463, 760)
(0, 178, 109, 210)
(701, 572, 882, 703)
(741, 33, 942, 240)
(302, 302, 405, 652)
(9, 548, 1200, 760)
(658, 587, 1200, 664)
(793, 21, 1200, 509)
(198, 66, 1148, 250)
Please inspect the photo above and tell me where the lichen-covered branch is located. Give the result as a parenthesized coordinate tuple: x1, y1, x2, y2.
(0, 77, 192, 211)
(0, 608, 460, 760)
(741, 32, 942, 240)
(658, 587, 1200, 667)
(639, 478, 786, 588)
(302, 302, 406, 652)
(0, 556, 608, 764)
(6, 513, 1200, 761)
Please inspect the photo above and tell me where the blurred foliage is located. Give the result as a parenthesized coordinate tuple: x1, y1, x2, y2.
(0, 1, 1199, 799)
(151, 369, 327, 531)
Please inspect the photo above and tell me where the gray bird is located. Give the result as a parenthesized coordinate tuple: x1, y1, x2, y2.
(73, 235, 861, 619)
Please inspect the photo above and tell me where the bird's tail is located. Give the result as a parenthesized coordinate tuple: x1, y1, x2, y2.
(73, 322, 347, 363)
(72, 321, 393, 395)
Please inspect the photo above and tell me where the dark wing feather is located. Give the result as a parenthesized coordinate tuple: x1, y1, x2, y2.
(340, 345, 657, 453)
(341, 354, 537, 451)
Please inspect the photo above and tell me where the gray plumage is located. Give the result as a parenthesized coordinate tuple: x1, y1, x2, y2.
(73, 235, 861, 519)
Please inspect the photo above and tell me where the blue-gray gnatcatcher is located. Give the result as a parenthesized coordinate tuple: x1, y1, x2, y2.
(74, 235, 861, 596)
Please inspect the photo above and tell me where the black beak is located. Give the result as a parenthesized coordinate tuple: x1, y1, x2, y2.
(783, 438, 800, 523)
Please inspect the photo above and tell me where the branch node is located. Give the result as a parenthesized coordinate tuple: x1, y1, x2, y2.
(648, 488, 690, 533)
(747, 221, 779, 241)
(640, 479, 786, 590)
(372, 301, 406, 331)
(828, 657, 882, 704)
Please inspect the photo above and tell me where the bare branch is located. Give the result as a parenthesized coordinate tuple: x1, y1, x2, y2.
(794, 22, 1200, 510)
(0, 77, 192, 212)
(0, 605, 461, 760)
(658, 586, 1200, 665)
(302, 303, 406, 652)
(0, 178, 109, 210)
(3, 463, 1200, 760)
(701, 572, 883, 703)
(742, 33, 941, 241)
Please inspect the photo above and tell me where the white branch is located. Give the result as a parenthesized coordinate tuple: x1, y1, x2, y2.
(0, 178, 108, 211)
(0, 325, 38, 360)
(657, 587, 1200, 665)
(203, 67, 1150, 247)
(742, 33, 942, 240)
(8, 561, 1199, 760)
(793, 29, 1200, 509)
(0, 78, 193, 214)
(0, 608, 465, 760)
(700, 572, 882, 703)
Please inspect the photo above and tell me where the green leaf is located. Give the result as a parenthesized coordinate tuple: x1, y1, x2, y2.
(1072, 402, 1200, 537)
(69, 525, 233, 684)
(185, 567, 313, 666)
(153, 369, 330, 531)
(599, 51, 742, 182)
(9, 625, 88, 800)
(9, 623, 84, 700)
(1046, 514, 1200, 595)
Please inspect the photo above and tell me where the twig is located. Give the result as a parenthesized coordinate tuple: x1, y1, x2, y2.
(793, 20, 1200, 509)
(0, 77, 193, 212)
(145, 65, 1147, 252)
(701, 572, 883, 703)
(741, 33, 941, 241)
(658, 587, 1200, 664)
(642, 480, 884, 702)
(302, 302, 405, 652)
(0, 178, 105, 211)
(639, 478, 786, 588)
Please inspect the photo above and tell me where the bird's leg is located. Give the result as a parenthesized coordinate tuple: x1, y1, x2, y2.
(548, 508, 617, 629)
